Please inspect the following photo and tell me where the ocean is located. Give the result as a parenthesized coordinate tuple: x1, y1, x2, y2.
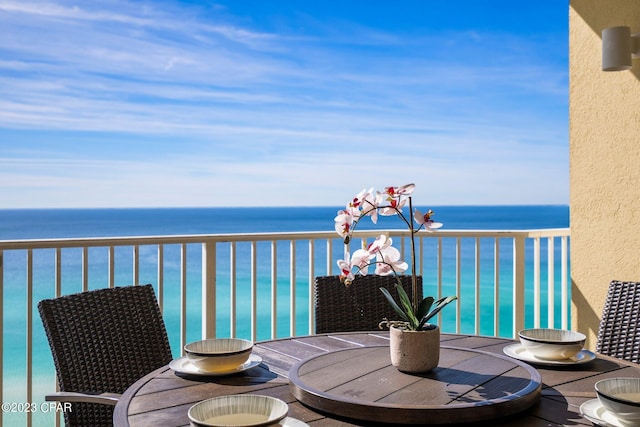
(0, 205, 570, 240)
(0, 205, 569, 426)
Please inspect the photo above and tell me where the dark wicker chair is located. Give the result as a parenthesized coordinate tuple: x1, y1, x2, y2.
(314, 275, 423, 333)
(38, 284, 173, 427)
(596, 280, 640, 364)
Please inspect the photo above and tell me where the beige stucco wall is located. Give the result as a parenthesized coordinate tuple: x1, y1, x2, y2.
(570, 0, 640, 349)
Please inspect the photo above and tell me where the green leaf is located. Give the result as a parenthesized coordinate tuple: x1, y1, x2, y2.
(416, 296, 434, 321)
(379, 287, 409, 322)
(417, 295, 458, 330)
(382, 285, 457, 331)
(395, 284, 419, 328)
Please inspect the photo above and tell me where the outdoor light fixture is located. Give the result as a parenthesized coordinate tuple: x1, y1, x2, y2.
(602, 26, 640, 71)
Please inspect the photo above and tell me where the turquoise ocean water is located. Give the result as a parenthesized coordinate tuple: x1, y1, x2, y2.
(0, 206, 569, 426)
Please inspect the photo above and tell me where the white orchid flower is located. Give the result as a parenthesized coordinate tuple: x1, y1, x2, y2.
(351, 249, 373, 271)
(414, 209, 443, 232)
(378, 184, 414, 216)
(387, 183, 415, 196)
(337, 255, 356, 283)
(375, 244, 408, 275)
(334, 207, 359, 238)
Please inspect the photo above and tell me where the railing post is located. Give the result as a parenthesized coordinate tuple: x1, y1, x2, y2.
(82, 246, 89, 292)
(157, 245, 164, 312)
(547, 237, 555, 328)
(533, 237, 541, 327)
(55, 248, 62, 297)
(455, 237, 461, 334)
(436, 237, 443, 324)
(0, 250, 3, 417)
(180, 244, 187, 352)
(230, 242, 237, 338)
(308, 240, 315, 336)
(271, 241, 278, 339)
(250, 242, 257, 342)
(493, 239, 500, 337)
(133, 245, 140, 285)
(561, 236, 569, 330)
(202, 241, 217, 339)
(290, 240, 296, 337)
(108, 246, 115, 288)
(326, 238, 333, 275)
(26, 249, 33, 427)
(512, 235, 526, 338)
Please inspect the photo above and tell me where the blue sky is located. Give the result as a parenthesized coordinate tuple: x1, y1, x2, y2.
(0, 1, 569, 208)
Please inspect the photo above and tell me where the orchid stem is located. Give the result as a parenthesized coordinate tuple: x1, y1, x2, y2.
(408, 197, 418, 313)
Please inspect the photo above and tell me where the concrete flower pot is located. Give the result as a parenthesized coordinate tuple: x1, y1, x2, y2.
(389, 324, 440, 373)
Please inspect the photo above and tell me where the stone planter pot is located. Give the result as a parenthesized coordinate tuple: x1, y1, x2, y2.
(389, 324, 440, 373)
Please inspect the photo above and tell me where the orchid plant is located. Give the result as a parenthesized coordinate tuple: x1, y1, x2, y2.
(335, 183, 457, 331)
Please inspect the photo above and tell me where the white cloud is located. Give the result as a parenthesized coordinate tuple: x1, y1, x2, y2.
(0, 0, 569, 208)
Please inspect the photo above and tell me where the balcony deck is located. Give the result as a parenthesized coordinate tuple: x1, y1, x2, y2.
(0, 227, 569, 426)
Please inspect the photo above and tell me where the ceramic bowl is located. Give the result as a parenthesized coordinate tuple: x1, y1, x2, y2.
(188, 394, 288, 427)
(518, 328, 585, 360)
(595, 377, 640, 425)
(184, 338, 253, 372)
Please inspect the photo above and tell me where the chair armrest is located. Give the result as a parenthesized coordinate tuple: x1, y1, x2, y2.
(45, 391, 121, 406)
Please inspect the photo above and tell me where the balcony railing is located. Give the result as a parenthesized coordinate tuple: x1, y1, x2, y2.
(0, 227, 569, 426)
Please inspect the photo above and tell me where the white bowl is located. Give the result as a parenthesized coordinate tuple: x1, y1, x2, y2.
(518, 328, 586, 360)
(595, 378, 640, 426)
(188, 394, 288, 427)
(184, 338, 253, 372)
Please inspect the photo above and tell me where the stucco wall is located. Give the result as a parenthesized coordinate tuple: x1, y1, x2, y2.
(570, 0, 640, 349)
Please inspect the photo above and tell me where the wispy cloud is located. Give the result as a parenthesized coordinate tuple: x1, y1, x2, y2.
(0, 0, 568, 208)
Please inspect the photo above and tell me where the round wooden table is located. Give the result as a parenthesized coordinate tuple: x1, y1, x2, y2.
(113, 332, 640, 426)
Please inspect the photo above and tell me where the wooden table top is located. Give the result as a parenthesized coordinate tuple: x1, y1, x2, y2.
(113, 332, 640, 426)
(289, 345, 541, 424)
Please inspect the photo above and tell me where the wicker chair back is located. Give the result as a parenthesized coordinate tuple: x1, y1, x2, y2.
(314, 275, 423, 334)
(38, 284, 173, 426)
(596, 280, 640, 364)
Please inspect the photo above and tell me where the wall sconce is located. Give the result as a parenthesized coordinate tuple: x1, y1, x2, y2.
(602, 26, 640, 71)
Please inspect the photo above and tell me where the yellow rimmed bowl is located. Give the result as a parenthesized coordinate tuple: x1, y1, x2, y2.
(188, 394, 289, 427)
(518, 328, 585, 360)
(595, 377, 640, 426)
(184, 338, 253, 372)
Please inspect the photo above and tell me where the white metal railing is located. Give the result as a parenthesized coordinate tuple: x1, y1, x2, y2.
(0, 228, 569, 426)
